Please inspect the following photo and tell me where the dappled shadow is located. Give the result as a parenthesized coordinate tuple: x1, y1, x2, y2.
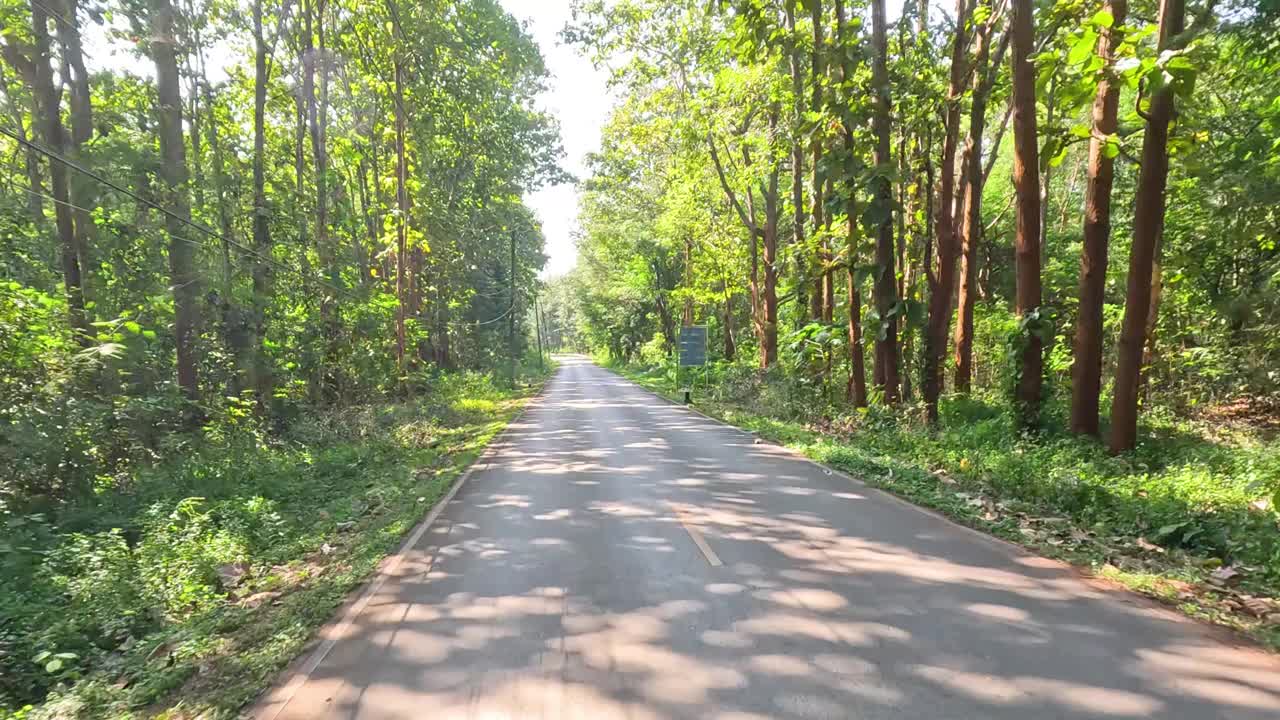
(259, 356, 1280, 720)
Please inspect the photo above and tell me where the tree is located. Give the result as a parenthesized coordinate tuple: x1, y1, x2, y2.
(1109, 0, 1189, 452)
(1070, 0, 1127, 436)
(953, 0, 1008, 394)
(923, 0, 970, 423)
(250, 0, 275, 408)
(6, 0, 90, 341)
(150, 0, 201, 400)
(870, 0, 900, 404)
(1008, 0, 1043, 427)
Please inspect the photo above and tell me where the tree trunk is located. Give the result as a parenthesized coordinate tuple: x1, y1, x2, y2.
(762, 106, 781, 367)
(722, 285, 736, 361)
(13, 4, 89, 342)
(811, 1, 832, 322)
(1010, 0, 1044, 427)
(1110, 0, 1185, 452)
(394, 59, 409, 374)
(1070, 0, 1126, 436)
(54, 0, 95, 291)
(954, 2, 1004, 394)
(923, 0, 969, 423)
(785, 4, 810, 324)
(251, 0, 274, 410)
(150, 0, 200, 400)
(870, 0, 901, 404)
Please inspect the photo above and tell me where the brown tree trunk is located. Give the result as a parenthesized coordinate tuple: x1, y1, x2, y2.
(150, 0, 200, 400)
(762, 107, 781, 367)
(251, 0, 274, 409)
(785, 4, 810, 325)
(810, 1, 831, 322)
(1070, 0, 1127, 436)
(953, 2, 1006, 394)
(923, 0, 969, 423)
(54, 0, 95, 291)
(1110, 0, 1186, 452)
(10, 5, 89, 341)
(870, 0, 901, 404)
(1010, 0, 1044, 427)
(394, 59, 409, 373)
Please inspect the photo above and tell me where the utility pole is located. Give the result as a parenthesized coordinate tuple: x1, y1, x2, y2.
(508, 228, 517, 387)
(534, 292, 546, 371)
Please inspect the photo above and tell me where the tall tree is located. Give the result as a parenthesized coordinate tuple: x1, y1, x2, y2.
(250, 0, 274, 408)
(923, 0, 969, 423)
(1009, 0, 1044, 426)
(1110, 0, 1187, 451)
(836, 0, 867, 407)
(394, 57, 409, 373)
(9, 1, 90, 341)
(953, 1, 1008, 393)
(54, 0, 95, 288)
(149, 0, 200, 399)
(1070, 0, 1127, 436)
(785, 3, 810, 323)
(810, 0, 832, 322)
(870, 0, 900, 403)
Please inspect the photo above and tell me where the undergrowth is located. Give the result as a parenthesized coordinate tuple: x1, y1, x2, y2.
(612, 358, 1280, 650)
(0, 368, 549, 719)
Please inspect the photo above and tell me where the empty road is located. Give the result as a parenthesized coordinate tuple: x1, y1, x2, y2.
(256, 356, 1280, 719)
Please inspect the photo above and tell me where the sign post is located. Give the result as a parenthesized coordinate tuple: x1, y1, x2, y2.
(677, 326, 707, 404)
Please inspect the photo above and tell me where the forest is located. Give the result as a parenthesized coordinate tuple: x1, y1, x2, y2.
(551, 0, 1280, 656)
(2, 0, 1279, 715)
(1, 0, 560, 715)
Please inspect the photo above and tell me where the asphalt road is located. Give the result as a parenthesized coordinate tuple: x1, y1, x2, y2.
(256, 356, 1280, 719)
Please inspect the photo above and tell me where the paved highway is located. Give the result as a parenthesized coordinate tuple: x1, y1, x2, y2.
(256, 356, 1280, 719)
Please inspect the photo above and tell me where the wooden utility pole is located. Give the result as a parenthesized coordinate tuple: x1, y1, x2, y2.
(534, 293, 546, 371)
(509, 228, 517, 387)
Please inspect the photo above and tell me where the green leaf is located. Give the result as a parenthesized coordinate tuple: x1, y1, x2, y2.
(45, 658, 63, 673)
(1103, 138, 1120, 159)
(1068, 29, 1098, 66)
(124, 320, 142, 334)
(1091, 9, 1114, 28)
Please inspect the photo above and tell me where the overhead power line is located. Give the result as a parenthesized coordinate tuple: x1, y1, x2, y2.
(0, 123, 356, 298)
(1, 125, 524, 328)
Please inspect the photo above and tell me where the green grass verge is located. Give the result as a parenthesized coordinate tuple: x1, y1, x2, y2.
(610, 360, 1280, 652)
(1, 369, 550, 720)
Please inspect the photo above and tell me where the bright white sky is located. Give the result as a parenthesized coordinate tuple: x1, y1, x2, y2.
(499, 0, 616, 280)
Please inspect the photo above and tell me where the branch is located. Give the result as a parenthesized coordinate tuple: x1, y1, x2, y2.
(707, 132, 757, 236)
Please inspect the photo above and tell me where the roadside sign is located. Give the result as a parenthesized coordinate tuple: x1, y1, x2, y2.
(678, 326, 707, 367)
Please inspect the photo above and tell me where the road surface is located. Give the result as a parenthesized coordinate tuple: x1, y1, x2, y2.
(256, 356, 1280, 719)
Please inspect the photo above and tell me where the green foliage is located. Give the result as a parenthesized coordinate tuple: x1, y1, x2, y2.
(0, 370, 544, 716)
(617, 359, 1280, 647)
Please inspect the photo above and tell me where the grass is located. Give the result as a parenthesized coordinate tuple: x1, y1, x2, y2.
(611, 359, 1280, 651)
(0, 369, 550, 720)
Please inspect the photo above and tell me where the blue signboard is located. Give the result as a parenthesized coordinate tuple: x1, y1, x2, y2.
(678, 326, 707, 367)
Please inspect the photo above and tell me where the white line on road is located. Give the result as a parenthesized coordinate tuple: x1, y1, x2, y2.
(668, 501, 723, 567)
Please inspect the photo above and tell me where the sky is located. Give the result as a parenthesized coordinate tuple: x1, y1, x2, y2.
(84, 0, 611, 281)
(499, 0, 617, 280)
